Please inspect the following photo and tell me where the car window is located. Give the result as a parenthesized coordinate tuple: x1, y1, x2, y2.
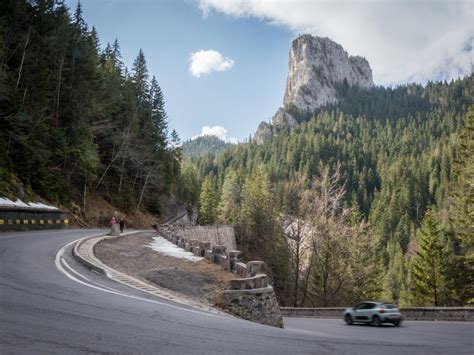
(356, 303, 374, 310)
(367, 303, 377, 309)
(382, 304, 396, 309)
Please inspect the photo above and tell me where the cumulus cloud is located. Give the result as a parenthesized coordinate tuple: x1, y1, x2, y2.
(189, 50, 234, 77)
(193, 125, 238, 143)
(197, 0, 473, 85)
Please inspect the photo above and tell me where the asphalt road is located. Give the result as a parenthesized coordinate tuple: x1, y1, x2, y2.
(1, 229, 473, 354)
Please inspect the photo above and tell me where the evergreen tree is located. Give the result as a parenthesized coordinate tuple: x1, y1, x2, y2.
(199, 174, 218, 225)
(411, 211, 452, 306)
(450, 108, 474, 259)
(382, 238, 407, 304)
(217, 170, 241, 224)
(447, 107, 474, 304)
(0, 1, 177, 216)
(131, 49, 149, 107)
(150, 75, 168, 146)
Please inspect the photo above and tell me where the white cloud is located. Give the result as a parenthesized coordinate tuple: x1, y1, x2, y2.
(197, 0, 473, 85)
(189, 49, 234, 77)
(193, 125, 238, 143)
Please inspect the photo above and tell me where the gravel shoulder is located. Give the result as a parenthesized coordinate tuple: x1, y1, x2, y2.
(94, 232, 236, 305)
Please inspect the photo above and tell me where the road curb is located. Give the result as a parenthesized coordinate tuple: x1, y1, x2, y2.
(72, 234, 109, 275)
(71, 230, 227, 316)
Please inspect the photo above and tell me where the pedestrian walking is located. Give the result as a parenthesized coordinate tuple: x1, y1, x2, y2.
(119, 217, 125, 233)
(109, 216, 116, 226)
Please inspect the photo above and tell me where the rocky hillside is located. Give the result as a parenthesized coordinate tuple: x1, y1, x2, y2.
(255, 34, 374, 143)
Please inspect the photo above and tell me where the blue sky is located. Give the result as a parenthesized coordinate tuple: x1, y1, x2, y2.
(66, 0, 293, 142)
(65, 0, 473, 142)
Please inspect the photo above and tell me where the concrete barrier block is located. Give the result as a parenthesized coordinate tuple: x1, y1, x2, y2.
(227, 250, 241, 272)
(218, 254, 228, 268)
(204, 250, 213, 261)
(234, 262, 248, 277)
(229, 274, 269, 290)
(246, 261, 266, 277)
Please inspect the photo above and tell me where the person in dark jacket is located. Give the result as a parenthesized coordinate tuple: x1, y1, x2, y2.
(119, 217, 125, 233)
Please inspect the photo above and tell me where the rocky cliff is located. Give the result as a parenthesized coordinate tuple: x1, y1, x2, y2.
(255, 35, 374, 144)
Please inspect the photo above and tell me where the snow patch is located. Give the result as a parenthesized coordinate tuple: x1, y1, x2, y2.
(0, 197, 59, 210)
(147, 236, 203, 262)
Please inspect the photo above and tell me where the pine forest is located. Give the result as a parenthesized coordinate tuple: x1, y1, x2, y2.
(1, 1, 472, 309)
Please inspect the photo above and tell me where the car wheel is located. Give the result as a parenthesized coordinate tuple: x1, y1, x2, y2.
(345, 314, 353, 325)
(393, 320, 401, 327)
(372, 316, 381, 327)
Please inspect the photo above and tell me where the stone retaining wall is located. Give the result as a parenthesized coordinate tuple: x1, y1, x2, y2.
(280, 307, 474, 321)
(157, 224, 283, 327)
(159, 225, 237, 251)
(218, 286, 283, 328)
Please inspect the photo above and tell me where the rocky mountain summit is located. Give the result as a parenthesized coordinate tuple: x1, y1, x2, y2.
(255, 34, 374, 144)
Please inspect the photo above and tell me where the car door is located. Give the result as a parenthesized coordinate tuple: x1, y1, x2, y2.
(356, 302, 375, 321)
(353, 302, 370, 320)
(361, 302, 377, 321)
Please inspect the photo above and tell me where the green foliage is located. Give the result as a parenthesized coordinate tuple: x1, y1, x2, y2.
(449, 108, 474, 258)
(188, 75, 471, 306)
(182, 135, 234, 160)
(0, 1, 179, 213)
(238, 167, 291, 303)
(198, 174, 218, 225)
(382, 238, 408, 304)
(446, 107, 474, 304)
(175, 163, 200, 207)
(217, 170, 241, 224)
(410, 211, 453, 306)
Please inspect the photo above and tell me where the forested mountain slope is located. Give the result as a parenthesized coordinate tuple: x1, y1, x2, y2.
(0, 1, 182, 218)
(189, 76, 473, 307)
(182, 135, 233, 160)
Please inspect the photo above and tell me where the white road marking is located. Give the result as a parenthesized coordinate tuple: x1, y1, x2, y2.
(54, 238, 225, 319)
(61, 257, 119, 292)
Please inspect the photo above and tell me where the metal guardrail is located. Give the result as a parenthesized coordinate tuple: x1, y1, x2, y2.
(0, 207, 69, 231)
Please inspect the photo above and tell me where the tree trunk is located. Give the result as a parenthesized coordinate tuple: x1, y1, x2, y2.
(55, 51, 65, 125)
(16, 26, 30, 90)
(118, 158, 126, 192)
(137, 167, 153, 211)
(83, 180, 87, 213)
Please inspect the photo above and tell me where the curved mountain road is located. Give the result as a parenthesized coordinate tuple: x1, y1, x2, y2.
(1, 230, 472, 354)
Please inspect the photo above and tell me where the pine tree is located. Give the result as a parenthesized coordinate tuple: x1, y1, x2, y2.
(131, 49, 149, 107)
(411, 211, 452, 306)
(150, 75, 168, 147)
(450, 108, 474, 258)
(111, 38, 123, 73)
(199, 174, 218, 225)
(217, 170, 241, 224)
(382, 238, 407, 304)
(447, 107, 474, 304)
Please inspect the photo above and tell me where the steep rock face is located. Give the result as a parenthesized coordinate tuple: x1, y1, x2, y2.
(284, 35, 373, 111)
(255, 34, 374, 143)
(254, 108, 298, 145)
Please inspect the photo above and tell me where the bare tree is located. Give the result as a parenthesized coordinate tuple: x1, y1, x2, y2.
(286, 217, 311, 306)
(301, 164, 380, 306)
(303, 164, 352, 306)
